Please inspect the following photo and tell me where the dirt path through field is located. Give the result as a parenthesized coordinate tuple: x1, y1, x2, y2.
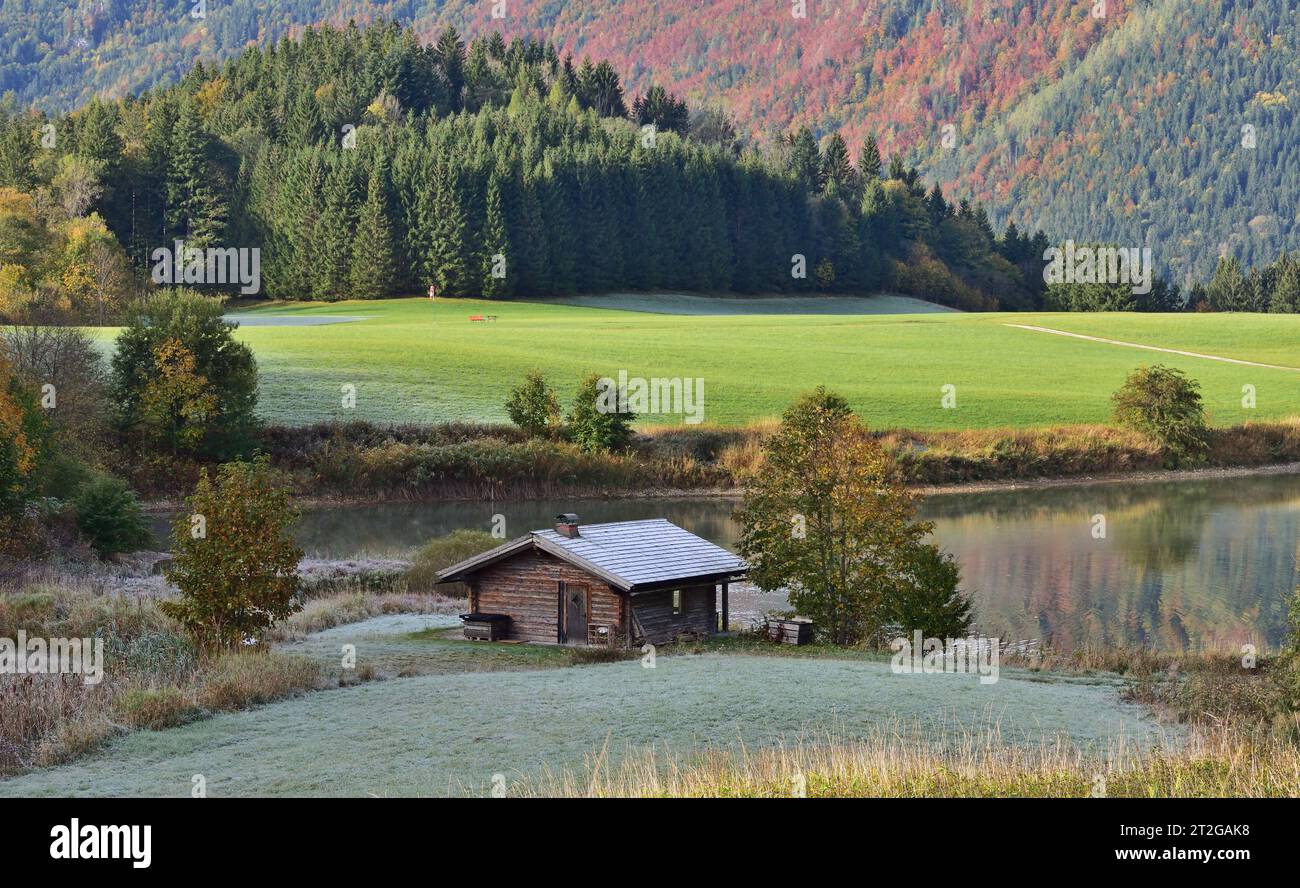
(1004, 324, 1300, 372)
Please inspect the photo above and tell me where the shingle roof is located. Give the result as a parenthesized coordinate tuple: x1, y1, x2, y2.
(436, 519, 748, 592)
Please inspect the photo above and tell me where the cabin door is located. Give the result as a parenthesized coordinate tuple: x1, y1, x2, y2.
(562, 582, 588, 644)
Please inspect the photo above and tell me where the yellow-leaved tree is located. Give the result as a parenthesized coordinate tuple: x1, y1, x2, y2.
(139, 338, 219, 456)
(57, 213, 134, 325)
(0, 187, 50, 320)
(737, 387, 970, 646)
(0, 350, 46, 529)
(162, 457, 303, 650)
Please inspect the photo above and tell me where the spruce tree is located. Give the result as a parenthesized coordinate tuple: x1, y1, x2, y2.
(859, 135, 882, 181)
(480, 172, 512, 298)
(427, 161, 472, 296)
(788, 127, 822, 194)
(288, 89, 326, 146)
(166, 99, 227, 249)
(435, 27, 467, 111)
(821, 133, 856, 196)
(315, 159, 360, 299)
(351, 164, 397, 299)
(1270, 253, 1300, 312)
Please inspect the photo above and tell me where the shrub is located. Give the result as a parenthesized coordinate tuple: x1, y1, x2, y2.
(161, 457, 303, 650)
(37, 451, 99, 502)
(568, 646, 638, 665)
(505, 370, 561, 437)
(405, 529, 500, 595)
(885, 544, 973, 641)
(73, 474, 153, 557)
(1111, 365, 1209, 467)
(566, 372, 634, 453)
(110, 289, 259, 460)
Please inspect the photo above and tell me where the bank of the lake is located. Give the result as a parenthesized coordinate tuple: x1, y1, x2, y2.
(123, 417, 1300, 505)
(146, 467, 1300, 656)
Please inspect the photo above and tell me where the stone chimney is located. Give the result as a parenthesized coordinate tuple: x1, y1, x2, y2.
(554, 513, 581, 538)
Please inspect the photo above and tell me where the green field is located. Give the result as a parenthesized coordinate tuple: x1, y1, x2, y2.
(210, 296, 1300, 430)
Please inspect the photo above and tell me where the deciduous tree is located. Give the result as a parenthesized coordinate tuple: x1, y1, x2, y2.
(737, 387, 942, 645)
(162, 457, 303, 650)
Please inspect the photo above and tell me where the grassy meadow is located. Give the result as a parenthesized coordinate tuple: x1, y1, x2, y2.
(205, 296, 1300, 430)
(0, 613, 1173, 797)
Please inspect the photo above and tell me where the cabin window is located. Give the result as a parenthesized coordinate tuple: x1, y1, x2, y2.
(672, 589, 682, 615)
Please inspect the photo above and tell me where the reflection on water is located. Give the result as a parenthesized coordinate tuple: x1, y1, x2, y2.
(149, 473, 1300, 653)
(926, 475, 1300, 654)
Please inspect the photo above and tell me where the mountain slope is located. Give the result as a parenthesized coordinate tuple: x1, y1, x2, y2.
(3, 0, 1297, 281)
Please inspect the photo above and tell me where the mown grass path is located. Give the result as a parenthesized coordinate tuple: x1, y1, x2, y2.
(1005, 324, 1300, 372)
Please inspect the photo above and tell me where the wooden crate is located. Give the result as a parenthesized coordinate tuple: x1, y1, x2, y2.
(766, 618, 814, 645)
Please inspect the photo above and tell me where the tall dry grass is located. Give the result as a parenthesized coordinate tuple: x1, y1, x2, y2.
(517, 727, 1300, 798)
(0, 571, 331, 776)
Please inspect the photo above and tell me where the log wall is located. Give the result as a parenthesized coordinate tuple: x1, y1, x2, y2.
(469, 548, 625, 644)
(631, 584, 716, 645)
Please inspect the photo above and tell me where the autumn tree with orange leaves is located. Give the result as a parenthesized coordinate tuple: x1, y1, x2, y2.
(0, 351, 47, 525)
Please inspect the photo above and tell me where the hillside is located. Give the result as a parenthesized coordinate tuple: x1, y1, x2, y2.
(2, 1, 1297, 282)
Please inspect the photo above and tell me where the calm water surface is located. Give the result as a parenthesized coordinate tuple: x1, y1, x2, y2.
(152, 473, 1300, 653)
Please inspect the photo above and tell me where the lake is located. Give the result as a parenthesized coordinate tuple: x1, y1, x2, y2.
(151, 472, 1300, 653)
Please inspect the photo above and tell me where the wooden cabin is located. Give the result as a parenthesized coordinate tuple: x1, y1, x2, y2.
(436, 515, 748, 647)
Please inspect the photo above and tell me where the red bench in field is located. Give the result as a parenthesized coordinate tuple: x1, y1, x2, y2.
(468, 315, 498, 322)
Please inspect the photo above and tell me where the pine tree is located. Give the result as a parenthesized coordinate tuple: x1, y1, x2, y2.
(480, 172, 512, 298)
(166, 99, 227, 249)
(859, 135, 882, 181)
(821, 133, 856, 197)
(315, 159, 360, 300)
(351, 164, 396, 299)
(427, 161, 472, 296)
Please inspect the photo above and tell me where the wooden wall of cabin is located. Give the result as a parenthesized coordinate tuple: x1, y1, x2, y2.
(469, 548, 625, 644)
(630, 584, 715, 645)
